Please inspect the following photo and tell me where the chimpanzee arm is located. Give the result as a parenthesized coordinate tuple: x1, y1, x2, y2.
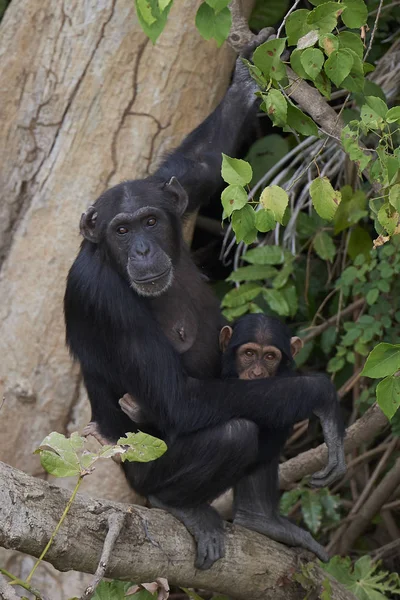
(152, 29, 275, 213)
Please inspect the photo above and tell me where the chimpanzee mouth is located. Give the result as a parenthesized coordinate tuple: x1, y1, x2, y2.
(130, 267, 173, 297)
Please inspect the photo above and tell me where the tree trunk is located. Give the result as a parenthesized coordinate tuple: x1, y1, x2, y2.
(0, 0, 242, 595)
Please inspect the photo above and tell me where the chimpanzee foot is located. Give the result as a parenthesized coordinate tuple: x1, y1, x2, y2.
(309, 446, 347, 488)
(149, 496, 225, 570)
(234, 512, 329, 562)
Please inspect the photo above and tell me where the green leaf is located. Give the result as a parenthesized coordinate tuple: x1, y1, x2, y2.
(301, 490, 322, 534)
(263, 89, 287, 127)
(362, 343, 400, 378)
(307, 2, 342, 34)
(205, 0, 230, 13)
(243, 245, 285, 265)
(313, 231, 336, 261)
(221, 154, 253, 186)
(137, 0, 157, 24)
(35, 432, 83, 478)
(135, 0, 172, 43)
(273, 262, 294, 289)
(117, 431, 167, 463)
(366, 288, 379, 306)
(246, 135, 290, 187)
(386, 106, 400, 124)
(255, 208, 276, 232)
(221, 184, 248, 217)
(341, 122, 371, 172)
(378, 202, 399, 236)
(327, 355, 345, 373)
(252, 38, 287, 81)
(389, 184, 400, 212)
(314, 72, 331, 99)
(92, 580, 136, 600)
(231, 204, 258, 244)
(249, 0, 289, 30)
(341, 0, 368, 28)
(262, 288, 290, 316)
(290, 49, 309, 79)
(319, 33, 339, 56)
(286, 103, 319, 136)
(324, 49, 353, 87)
(221, 282, 263, 308)
(195, 3, 232, 48)
(158, 0, 173, 10)
(226, 264, 278, 282)
(280, 488, 302, 515)
(260, 185, 289, 224)
(334, 187, 367, 234)
(361, 97, 387, 130)
(377, 376, 400, 420)
(337, 31, 363, 59)
(310, 177, 341, 221)
(285, 9, 312, 45)
(347, 226, 371, 261)
(320, 489, 341, 522)
(300, 47, 324, 79)
(280, 282, 298, 317)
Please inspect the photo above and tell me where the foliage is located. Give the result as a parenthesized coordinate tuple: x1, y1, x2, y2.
(322, 556, 400, 600)
(35, 430, 167, 478)
(280, 487, 341, 534)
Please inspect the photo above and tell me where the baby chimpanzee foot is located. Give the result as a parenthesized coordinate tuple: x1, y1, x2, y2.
(234, 512, 329, 562)
(149, 496, 225, 570)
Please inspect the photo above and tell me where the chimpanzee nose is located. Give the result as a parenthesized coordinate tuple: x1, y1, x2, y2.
(250, 366, 264, 379)
(134, 240, 150, 257)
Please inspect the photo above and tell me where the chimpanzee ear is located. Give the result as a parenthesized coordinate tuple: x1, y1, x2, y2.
(290, 336, 304, 357)
(219, 326, 233, 352)
(163, 176, 188, 216)
(80, 206, 99, 243)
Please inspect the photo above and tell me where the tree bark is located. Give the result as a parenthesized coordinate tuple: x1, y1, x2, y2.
(0, 461, 357, 600)
(0, 0, 243, 595)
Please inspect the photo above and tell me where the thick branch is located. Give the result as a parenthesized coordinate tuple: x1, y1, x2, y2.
(279, 404, 388, 489)
(0, 461, 356, 600)
(338, 457, 400, 555)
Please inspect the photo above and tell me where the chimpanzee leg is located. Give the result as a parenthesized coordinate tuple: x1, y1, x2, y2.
(124, 419, 259, 569)
(233, 459, 329, 562)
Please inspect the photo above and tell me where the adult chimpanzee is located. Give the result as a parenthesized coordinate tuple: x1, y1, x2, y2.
(65, 32, 346, 570)
(219, 314, 339, 561)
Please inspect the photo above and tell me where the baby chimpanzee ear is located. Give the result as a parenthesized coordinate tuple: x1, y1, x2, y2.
(80, 206, 100, 243)
(219, 325, 233, 352)
(290, 336, 304, 357)
(163, 176, 189, 216)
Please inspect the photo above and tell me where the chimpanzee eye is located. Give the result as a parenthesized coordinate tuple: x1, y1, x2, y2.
(266, 353, 276, 360)
(245, 350, 254, 357)
(117, 226, 128, 235)
(147, 217, 157, 227)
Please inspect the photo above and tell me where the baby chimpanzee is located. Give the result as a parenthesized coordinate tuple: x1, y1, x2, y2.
(119, 314, 333, 562)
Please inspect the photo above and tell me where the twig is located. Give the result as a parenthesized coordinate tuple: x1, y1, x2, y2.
(276, 0, 301, 38)
(0, 574, 20, 600)
(372, 537, 400, 560)
(337, 457, 400, 555)
(227, 0, 257, 52)
(364, 0, 384, 61)
(0, 569, 48, 600)
(301, 298, 365, 343)
(80, 512, 126, 600)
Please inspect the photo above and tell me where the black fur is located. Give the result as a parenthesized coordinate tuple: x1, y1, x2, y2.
(65, 36, 345, 569)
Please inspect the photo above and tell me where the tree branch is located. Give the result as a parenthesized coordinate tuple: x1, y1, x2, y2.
(0, 461, 357, 600)
(279, 404, 389, 490)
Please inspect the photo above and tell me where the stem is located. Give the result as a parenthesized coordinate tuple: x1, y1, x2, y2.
(0, 568, 46, 600)
(26, 475, 84, 583)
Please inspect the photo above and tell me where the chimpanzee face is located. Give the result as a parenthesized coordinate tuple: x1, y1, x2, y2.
(79, 177, 188, 297)
(235, 342, 282, 379)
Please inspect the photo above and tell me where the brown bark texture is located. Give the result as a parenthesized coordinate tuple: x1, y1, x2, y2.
(0, 461, 358, 600)
(0, 0, 239, 595)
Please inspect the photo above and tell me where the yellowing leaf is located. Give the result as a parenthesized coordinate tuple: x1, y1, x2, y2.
(260, 185, 289, 224)
(310, 177, 341, 220)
